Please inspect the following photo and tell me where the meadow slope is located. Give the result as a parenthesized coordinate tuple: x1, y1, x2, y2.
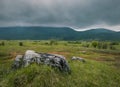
(0, 40, 120, 87)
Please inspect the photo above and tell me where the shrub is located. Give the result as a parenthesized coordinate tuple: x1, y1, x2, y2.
(91, 41, 98, 48)
(109, 42, 119, 45)
(102, 42, 108, 49)
(97, 42, 102, 49)
(0, 41, 5, 46)
(109, 45, 116, 50)
(49, 39, 58, 45)
(19, 42, 23, 46)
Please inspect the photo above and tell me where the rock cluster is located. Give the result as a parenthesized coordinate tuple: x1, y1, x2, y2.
(12, 50, 70, 72)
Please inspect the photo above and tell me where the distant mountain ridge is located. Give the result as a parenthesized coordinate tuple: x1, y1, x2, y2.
(0, 26, 120, 41)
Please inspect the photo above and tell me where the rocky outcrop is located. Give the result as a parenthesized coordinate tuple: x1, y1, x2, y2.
(71, 56, 85, 62)
(12, 50, 70, 72)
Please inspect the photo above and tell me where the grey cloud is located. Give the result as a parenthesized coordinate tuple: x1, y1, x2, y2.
(0, 0, 120, 30)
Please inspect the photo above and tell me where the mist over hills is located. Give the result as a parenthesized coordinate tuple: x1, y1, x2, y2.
(0, 26, 120, 41)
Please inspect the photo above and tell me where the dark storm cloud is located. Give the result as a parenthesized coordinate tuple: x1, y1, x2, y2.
(0, 0, 120, 31)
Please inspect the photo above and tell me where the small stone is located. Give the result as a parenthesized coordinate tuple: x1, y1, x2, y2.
(71, 56, 86, 62)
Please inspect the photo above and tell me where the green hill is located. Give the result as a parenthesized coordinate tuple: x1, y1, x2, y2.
(0, 26, 120, 40)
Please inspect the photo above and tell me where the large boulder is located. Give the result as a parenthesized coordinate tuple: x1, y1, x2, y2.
(23, 50, 41, 67)
(12, 50, 70, 72)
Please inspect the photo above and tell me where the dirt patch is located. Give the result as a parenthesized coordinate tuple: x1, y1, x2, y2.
(9, 52, 23, 60)
(92, 58, 108, 61)
(89, 56, 120, 68)
(49, 52, 70, 58)
(115, 57, 120, 61)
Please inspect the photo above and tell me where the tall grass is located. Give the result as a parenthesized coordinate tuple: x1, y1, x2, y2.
(0, 60, 120, 87)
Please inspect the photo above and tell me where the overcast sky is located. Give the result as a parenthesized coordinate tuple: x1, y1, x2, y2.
(0, 0, 120, 31)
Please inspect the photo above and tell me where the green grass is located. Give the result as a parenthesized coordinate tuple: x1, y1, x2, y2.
(0, 40, 120, 87)
(0, 61, 120, 87)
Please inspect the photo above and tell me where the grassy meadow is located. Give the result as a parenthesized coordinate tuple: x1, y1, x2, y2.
(0, 40, 120, 87)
